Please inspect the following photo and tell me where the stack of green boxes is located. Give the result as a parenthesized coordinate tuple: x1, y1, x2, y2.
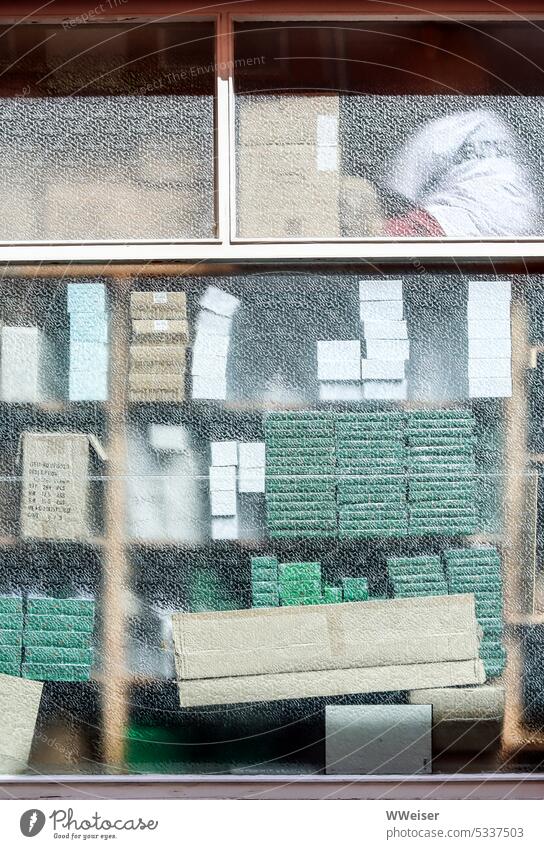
(0, 596, 23, 676)
(443, 547, 506, 679)
(341, 577, 369, 601)
(336, 412, 408, 539)
(387, 555, 448, 598)
(407, 410, 478, 536)
(279, 562, 323, 606)
(22, 597, 95, 681)
(264, 412, 337, 539)
(323, 586, 343, 603)
(189, 565, 238, 612)
(251, 556, 279, 607)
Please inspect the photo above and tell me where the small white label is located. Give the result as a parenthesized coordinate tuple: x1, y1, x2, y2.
(154, 319, 169, 332)
(153, 292, 168, 304)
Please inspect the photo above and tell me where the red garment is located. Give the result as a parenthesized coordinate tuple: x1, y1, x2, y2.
(384, 208, 446, 237)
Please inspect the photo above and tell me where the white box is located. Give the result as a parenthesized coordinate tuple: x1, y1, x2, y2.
(468, 280, 511, 302)
(192, 331, 230, 360)
(238, 442, 265, 469)
(209, 465, 236, 491)
(325, 705, 432, 775)
(361, 359, 405, 381)
(199, 286, 240, 318)
(195, 311, 232, 337)
(365, 339, 410, 360)
(362, 320, 408, 340)
(467, 320, 511, 340)
(469, 377, 512, 398)
(359, 279, 403, 301)
(319, 381, 364, 401)
(210, 489, 237, 516)
(468, 337, 511, 359)
(467, 299, 511, 321)
(211, 515, 239, 540)
(148, 425, 188, 453)
(317, 340, 361, 381)
(211, 441, 238, 467)
(191, 354, 227, 379)
(468, 358, 512, 379)
(363, 379, 408, 400)
(1, 327, 56, 402)
(238, 467, 266, 493)
(360, 300, 404, 322)
(192, 375, 228, 400)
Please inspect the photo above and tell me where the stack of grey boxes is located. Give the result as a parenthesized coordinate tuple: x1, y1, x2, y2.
(360, 278, 409, 400)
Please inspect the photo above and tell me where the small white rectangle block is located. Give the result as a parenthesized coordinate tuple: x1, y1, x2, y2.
(359, 279, 403, 302)
(365, 339, 410, 360)
(192, 375, 227, 400)
(467, 320, 511, 340)
(360, 359, 405, 381)
(468, 358, 512, 379)
(360, 300, 404, 322)
(468, 279, 511, 302)
(362, 320, 408, 340)
(199, 286, 240, 317)
(363, 379, 408, 400)
(210, 489, 237, 516)
(469, 377, 512, 398)
(319, 382, 364, 401)
(211, 516, 239, 540)
(317, 340, 361, 381)
(238, 468, 266, 493)
(196, 311, 232, 337)
(209, 465, 237, 491)
(192, 332, 230, 360)
(467, 299, 511, 321)
(211, 441, 238, 467)
(468, 337, 511, 359)
(238, 442, 265, 469)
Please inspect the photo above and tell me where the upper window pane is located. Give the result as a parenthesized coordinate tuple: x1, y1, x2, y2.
(0, 22, 215, 241)
(234, 21, 544, 239)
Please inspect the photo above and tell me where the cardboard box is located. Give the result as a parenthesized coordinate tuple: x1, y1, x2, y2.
(238, 95, 339, 147)
(1, 327, 58, 403)
(130, 291, 187, 319)
(409, 685, 505, 752)
(128, 373, 185, 401)
(173, 594, 481, 684)
(0, 673, 43, 773)
(19, 432, 105, 540)
(132, 319, 189, 344)
(325, 705, 432, 774)
(130, 344, 186, 374)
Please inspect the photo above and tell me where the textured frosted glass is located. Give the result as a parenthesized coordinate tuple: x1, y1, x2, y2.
(0, 96, 214, 241)
(236, 94, 544, 238)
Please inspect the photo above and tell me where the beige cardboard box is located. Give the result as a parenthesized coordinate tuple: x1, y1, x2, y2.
(130, 291, 187, 320)
(410, 685, 505, 753)
(130, 344, 187, 374)
(0, 674, 43, 773)
(128, 372, 185, 403)
(178, 659, 485, 708)
(19, 432, 105, 540)
(238, 95, 339, 147)
(132, 319, 189, 345)
(173, 596, 484, 705)
(129, 389, 185, 403)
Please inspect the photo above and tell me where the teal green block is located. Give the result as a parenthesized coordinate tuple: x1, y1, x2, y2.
(266, 491, 335, 505)
(24, 614, 95, 634)
(410, 508, 476, 519)
(26, 597, 95, 617)
(443, 547, 500, 561)
(0, 630, 22, 646)
(339, 519, 409, 531)
(251, 567, 278, 583)
(279, 562, 321, 579)
(24, 646, 93, 664)
(0, 646, 21, 663)
(341, 578, 369, 601)
(388, 555, 442, 570)
(0, 614, 23, 630)
(0, 597, 23, 615)
(280, 582, 322, 600)
(340, 529, 407, 539)
(395, 588, 449, 598)
(252, 580, 278, 594)
(22, 663, 91, 682)
(0, 662, 20, 676)
(267, 508, 337, 521)
(280, 596, 324, 606)
(253, 594, 279, 607)
(268, 520, 337, 531)
(23, 630, 92, 648)
(270, 530, 337, 539)
(323, 586, 342, 603)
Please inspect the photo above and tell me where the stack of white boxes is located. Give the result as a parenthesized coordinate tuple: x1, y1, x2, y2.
(238, 442, 266, 493)
(0, 327, 57, 402)
(317, 340, 363, 401)
(360, 279, 409, 400)
(192, 286, 240, 400)
(467, 280, 512, 398)
(209, 441, 239, 540)
(68, 283, 109, 401)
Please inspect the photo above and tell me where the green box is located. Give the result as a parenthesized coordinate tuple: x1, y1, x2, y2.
(0, 662, 21, 676)
(24, 646, 94, 664)
(268, 519, 337, 531)
(26, 598, 95, 617)
(252, 594, 280, 608)
(388, 555, 442, 569)
(323, 586, 342, 603)
(279, 562, 321, 579)
(265, 477, 335, 494)
(25, 614, 95, 634)
(0, 597, 23, 615)
(267, 508, 337, 521)
(341, 578, 369, 601)
(0, 646, 21, 663)
(22, 663, 91, 681)
(0, 629, 22, 646)
(279, 580, 322, 600)
(0, 614, 23, 630)
(23, 630, 92, 648)
(252, 580, 278, 594)
(271, 530, 337, 539)
(280, 596, 324, 606)
(340, 529, 407, 539)
(251, 567, 278, 583)
(443, 547, 499, 561)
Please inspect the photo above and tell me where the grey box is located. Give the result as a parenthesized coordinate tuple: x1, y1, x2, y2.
(325, 704, 432, 775)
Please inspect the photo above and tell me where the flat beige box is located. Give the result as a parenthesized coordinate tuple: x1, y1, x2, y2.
(0, 673, 43, 773)
(173, 595, 484, 706)
(130, 291, 187, 320)
(238, 95, 339, 146)
(130, 344, 187, 374)
(129, 390, 185, 403)
(132, 319, 189, 344)
(410, 685, 505, 753)
(129, 373, 185, 392)
(19, 432, 105, 540)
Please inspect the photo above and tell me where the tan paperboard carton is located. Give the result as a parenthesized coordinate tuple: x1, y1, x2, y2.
(132, 319, 189, 344)
(19, 432, 106, 540)
(130, 291, 187, 320)
(128, 372, 185, 403)
(238, 95, 339, 147)
(0, 674, 43, 773)
(173, 595, 484, 706)
(409, 685, 505, 753)
(129, 344, 187, 374)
